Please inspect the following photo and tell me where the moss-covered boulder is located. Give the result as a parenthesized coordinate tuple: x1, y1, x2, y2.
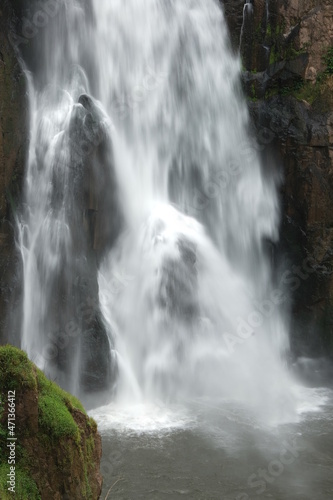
(0, 345, 102, 499)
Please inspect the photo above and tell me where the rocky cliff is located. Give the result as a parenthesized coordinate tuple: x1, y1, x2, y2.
(0, 345, 102, 499)
(222, 0, 333, 358)
(0, 1, 27, 346)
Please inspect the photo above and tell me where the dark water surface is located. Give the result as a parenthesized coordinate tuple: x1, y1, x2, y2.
(91, 388, 333, 500)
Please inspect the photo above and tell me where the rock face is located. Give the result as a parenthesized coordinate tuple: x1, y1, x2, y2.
(38, 91, 120, 403)
(278, 0, 333, 82)
(0, 1, 27, 345)
(0, 0, 119, 402)
(222, 0, 333, 357)
(221, 0, 244, 52)
(0, 346, 102, 499)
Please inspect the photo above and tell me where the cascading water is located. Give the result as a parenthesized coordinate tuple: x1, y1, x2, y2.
(19, 0, 296, 421)
(94, 0, 295, 421)
(18, 0, 118, 399)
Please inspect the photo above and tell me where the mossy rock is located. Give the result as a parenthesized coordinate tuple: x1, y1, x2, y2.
(0, 346, 36, 392)
(0, 346, 102, 499)
(0, 464, 40, 500)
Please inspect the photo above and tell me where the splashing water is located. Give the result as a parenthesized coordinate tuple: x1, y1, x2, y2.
(94, 0, 295, 421)
(18, 0, 297, 423)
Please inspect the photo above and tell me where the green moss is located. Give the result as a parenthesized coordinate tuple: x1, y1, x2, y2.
(265, 18, 308, 69)
(38, 394, 80, 441)
(83, 468, 92, 498)
(286, 39, 309, 62)
(36, 369, 85, 414)
(0, 346, 98, 499)
(88, 417, 97, 432)
(86, 435, 95, 459)
(323, 46, 333, 75)
(265, 78, 305, 100)
(266, 22, 284, 50)
(264, 43, 333, 104)
(292, 80, 320, 104)
(0, 346, 36, 392)
(269, 48, 278, 65)
(36, 370, 84, 442)
(249, 88, 258, 102)
(276, 23, 283, 36)
(0, 464, 40, 500)
(265, 72, 333, 112)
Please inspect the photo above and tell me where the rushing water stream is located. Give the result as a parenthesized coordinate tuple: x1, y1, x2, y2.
(16, 0, 333, 498)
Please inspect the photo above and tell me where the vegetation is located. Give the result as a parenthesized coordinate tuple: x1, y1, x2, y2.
(262, 46, 333, 106)
(0, 345, 36, 392)
(323, 46, 333, 74)
(37, 368, 85, 441)
(0, 464, 41, 500)
(0, 345, 99, 499)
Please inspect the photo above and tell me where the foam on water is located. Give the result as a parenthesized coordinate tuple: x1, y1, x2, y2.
(89, 401, 196, 435)
(294, 387, 332, 415)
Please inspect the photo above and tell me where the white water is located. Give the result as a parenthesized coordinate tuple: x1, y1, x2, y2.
(19, 0, 299, 423)
(94, 0, 294, 422)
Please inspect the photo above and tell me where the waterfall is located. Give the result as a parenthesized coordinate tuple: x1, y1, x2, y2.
(18, 0, 296, 420)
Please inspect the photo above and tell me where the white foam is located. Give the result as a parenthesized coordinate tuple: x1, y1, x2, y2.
(89, 401, 196, 434)
(294, 386, 332, 415)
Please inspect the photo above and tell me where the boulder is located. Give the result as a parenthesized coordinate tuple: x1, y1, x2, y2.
(0, 345, 102, 499)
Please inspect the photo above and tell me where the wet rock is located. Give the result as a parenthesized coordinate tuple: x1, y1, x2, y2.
(249, 95, 333, 357)
(157, 235, 198, 323)
(0, 345, 103, 499)
(222, 0, 333, 357)
(0, 2, 28, 345)
(221, 0, 245, 52)
(44, 93, 122, 402)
